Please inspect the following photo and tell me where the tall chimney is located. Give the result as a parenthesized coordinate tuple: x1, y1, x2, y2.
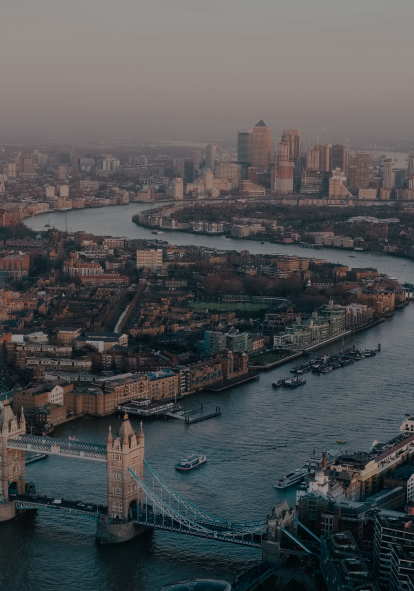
(322, 451, 327, 470)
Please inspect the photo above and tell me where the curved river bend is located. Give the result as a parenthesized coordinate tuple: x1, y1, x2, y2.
(2, 205, 411, 591)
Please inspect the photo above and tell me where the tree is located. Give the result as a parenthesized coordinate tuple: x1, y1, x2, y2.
(73, 275, 83, 288)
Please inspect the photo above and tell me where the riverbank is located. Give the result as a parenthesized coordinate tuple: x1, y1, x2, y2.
(252, 318, 385, 371)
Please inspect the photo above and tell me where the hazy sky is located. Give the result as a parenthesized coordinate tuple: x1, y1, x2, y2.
(1, 0, 414, 141)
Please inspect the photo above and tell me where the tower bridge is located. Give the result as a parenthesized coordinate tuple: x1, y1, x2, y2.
(0, 399, 319, 559)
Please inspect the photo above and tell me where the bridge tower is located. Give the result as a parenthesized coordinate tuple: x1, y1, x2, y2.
(262, 501, 295, 563)
(0, 400, 26, 521)
(97, 413, 146, 544)
(106, 412, 144, 520)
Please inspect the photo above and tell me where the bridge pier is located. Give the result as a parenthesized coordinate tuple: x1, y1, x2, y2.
(95, 520, 148, 545)
(0, 501, 17, 523)
(261, 540, 280, 563)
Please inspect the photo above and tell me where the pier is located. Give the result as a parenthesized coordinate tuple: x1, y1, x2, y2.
(117, 399, 178, 417)
(165, 403, 222, 424)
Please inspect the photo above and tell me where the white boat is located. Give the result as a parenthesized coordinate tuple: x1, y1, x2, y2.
(274, 468, 307, 489)
(175, 454, 207, 471)
(305, 449, 341, 470)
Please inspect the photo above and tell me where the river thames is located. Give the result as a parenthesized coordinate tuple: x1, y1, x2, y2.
(1, 205, 411, 591)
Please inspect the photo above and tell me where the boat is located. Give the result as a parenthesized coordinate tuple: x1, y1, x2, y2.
(274, 468, 307, 489)
(175, 454, 207, 471)
(117, 208, 124, 211)
(285, 377, 306, 388)
(261, 241, 264, 244)
(25, 453, 48, 465)
(274, 377, 290, 387)
(337, 440, 346, 444)
(45, 218, 51, 227)
(152, 230, 164, 235)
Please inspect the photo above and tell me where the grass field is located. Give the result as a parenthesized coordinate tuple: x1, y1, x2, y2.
(191, 302, 270, 311)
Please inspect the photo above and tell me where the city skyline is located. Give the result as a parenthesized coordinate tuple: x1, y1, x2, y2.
(1, 0, 414, 138)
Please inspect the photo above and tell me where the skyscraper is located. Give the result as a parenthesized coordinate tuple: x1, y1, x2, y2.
(184, 159, 194, 184)
(238, 129, 253, 174)
(282, 129, 301, 191)
(356, 152, 370, 189)
(331, 145, 347, 173)
(171, 178, 183, 199)
(252, 120, 271, 172)
(205, 144, 216, 171)
(319, 144, 331, 172)
(273, 140, 294, 194)
(383, 159, 393, 190)
(57, 165, 67, 180)
(282, 130, 301, 164)
(408, 155, 414, 175)
(306, 148, 320, 172)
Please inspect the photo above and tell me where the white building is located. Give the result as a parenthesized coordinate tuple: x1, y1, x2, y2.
(171, 178, 183, 200)
(136, 249, 163, 271)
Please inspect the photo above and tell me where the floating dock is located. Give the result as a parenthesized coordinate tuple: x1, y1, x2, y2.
(117, 399, 178, 417)
(165, 403, 221, 424)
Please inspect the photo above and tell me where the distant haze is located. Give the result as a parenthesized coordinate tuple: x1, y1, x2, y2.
(2, 0, 414, 140)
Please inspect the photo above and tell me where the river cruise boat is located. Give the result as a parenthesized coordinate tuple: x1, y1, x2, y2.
(274, 468, 307, 489)
(175, 454, 207, 471)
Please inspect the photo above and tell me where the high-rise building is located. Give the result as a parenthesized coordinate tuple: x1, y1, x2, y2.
(319, 144, 331, 172)
(99, 158, 120, 173)
(273, 140, 294, 194)
(356, 153, 370, 189)
(190, 151, 202, 166)
(184, 159, 194, 184)
(329, 168, 353, 199)
(307, 148, 320, 172)
(409, 155, 414, 175)
(33, 150, 49, 166)
(22, 156, 35, 175)
(49, 230, 64, 264)
(282, 129, 301, 164)
(57, 165, 67, 180)
(383, 159, 394, 190)
(214, 163, 239, 185)
(252, 120, 271, 172)
(45, 186, 55, 198)
(331, 145, 347, 173)
(282, 129, 301, 191)
(205, 144, 216, 171)
(238, 129, 253, 173)
(171, 178, 183, 200)
(203, 170, 214, 191)
(136, 249, 163, 271)
(60, 153, 71, 164)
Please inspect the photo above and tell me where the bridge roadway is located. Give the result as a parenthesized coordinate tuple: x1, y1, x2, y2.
(7, 435, 107, 462)
(12, 493, 108, 519)
(135, 511, 264, 547)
